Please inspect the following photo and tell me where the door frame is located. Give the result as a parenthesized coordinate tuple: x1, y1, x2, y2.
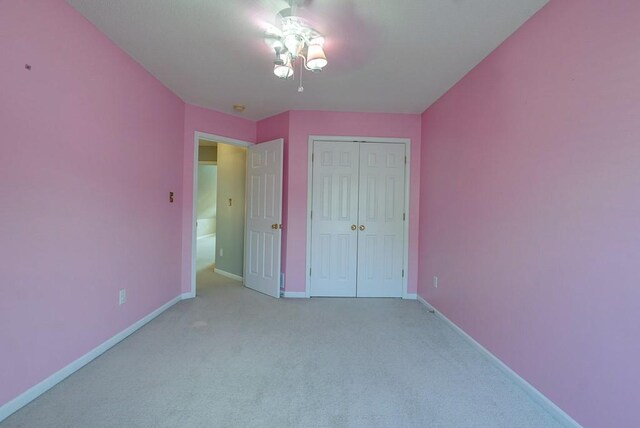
(305, 136, 412, 299)
(189, 131, 252, 297)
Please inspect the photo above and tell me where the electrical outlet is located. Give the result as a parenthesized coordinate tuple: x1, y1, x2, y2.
(119, 288, 127, 305)
(433, 276, 438, 288)
(219, 248, 223, 257)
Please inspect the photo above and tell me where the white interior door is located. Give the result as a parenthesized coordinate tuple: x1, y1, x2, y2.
(356, 143, 406, 297)
(244, 139, 283, 298)
(309, 141, 360, 297)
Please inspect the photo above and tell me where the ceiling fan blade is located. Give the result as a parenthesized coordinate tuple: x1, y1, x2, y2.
(287, 0, 313, 16)
(264, 23, 283, 37)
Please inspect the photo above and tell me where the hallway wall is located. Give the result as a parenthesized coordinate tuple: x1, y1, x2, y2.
(215, 144, 247, 277)
(196, 164, 218, 237)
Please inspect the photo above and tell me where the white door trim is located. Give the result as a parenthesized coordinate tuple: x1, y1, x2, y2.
(305, 136, 412, 299)
(189, 131, 252, 298)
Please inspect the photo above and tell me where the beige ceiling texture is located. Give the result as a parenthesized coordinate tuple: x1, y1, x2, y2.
(67, 0, 549, 120)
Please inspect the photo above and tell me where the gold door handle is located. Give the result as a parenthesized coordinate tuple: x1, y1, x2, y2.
(359, 225, 366, 231)
(271, 224, 278, 229)
(351, 225, 357, 231)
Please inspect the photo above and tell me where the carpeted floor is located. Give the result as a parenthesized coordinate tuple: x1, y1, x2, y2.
(2, 269, 564, 427)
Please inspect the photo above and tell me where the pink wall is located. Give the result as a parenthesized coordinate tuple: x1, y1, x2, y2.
(418, 1, 640, 426)
(11, 1, 628, 424)
(0, 0, 185, 407)
(285, 111, 422, 293)
(180, 104, 256, 293)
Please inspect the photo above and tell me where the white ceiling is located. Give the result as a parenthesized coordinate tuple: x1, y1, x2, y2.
(67, 0, 549, 120)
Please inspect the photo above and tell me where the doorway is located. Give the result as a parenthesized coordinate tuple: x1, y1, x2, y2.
(196, 142, 218, 273)
(190, 132, 284, 299)
(195, 137, 249, 293)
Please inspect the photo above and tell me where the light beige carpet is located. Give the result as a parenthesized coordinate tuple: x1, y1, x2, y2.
(2, 269, 563, 427)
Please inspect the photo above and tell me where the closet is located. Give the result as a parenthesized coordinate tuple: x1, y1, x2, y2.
(309, 141, 406, 297)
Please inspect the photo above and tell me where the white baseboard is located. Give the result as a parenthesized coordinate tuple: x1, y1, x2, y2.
(196, 233, 216, 240)
(283, 291, 308, 298)
(403, 293, 417, 300)
(416, 295, 581, 428)
(416, 295, 430, 308)
(181, 291, 195, 299)
(0, 294, 183, 423)
(215, 269, 243, 282)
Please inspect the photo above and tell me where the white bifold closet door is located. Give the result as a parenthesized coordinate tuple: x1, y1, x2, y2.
(310, 141, 406, 297)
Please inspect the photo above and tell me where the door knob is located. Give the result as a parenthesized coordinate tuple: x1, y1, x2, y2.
(359, 225, 366, 231)
(278, 224, 283, 229)
(271, 223, 278, 229)
(351, 224, 357, 231)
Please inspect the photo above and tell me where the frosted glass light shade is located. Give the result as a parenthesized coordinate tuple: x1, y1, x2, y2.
(306, 44, 327, 70)
(274, 63, 294, 79)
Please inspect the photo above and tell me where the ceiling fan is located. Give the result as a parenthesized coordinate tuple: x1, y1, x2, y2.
(263, 0, 327, 91)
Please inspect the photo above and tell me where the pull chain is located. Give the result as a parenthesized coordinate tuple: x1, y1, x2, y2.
(298, 58, 304, 93)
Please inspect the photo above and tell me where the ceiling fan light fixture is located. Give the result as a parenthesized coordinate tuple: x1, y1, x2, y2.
(263, 2, 327, 91)
(306, 44, 327, 71)
(283, 34, 303, 58)
(273, 51, 287, 65)
(268, 39, 284, 52)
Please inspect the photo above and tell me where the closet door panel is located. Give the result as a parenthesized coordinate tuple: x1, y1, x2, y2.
(310, 142, 359, 297)
(356, 143, 406, 297)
